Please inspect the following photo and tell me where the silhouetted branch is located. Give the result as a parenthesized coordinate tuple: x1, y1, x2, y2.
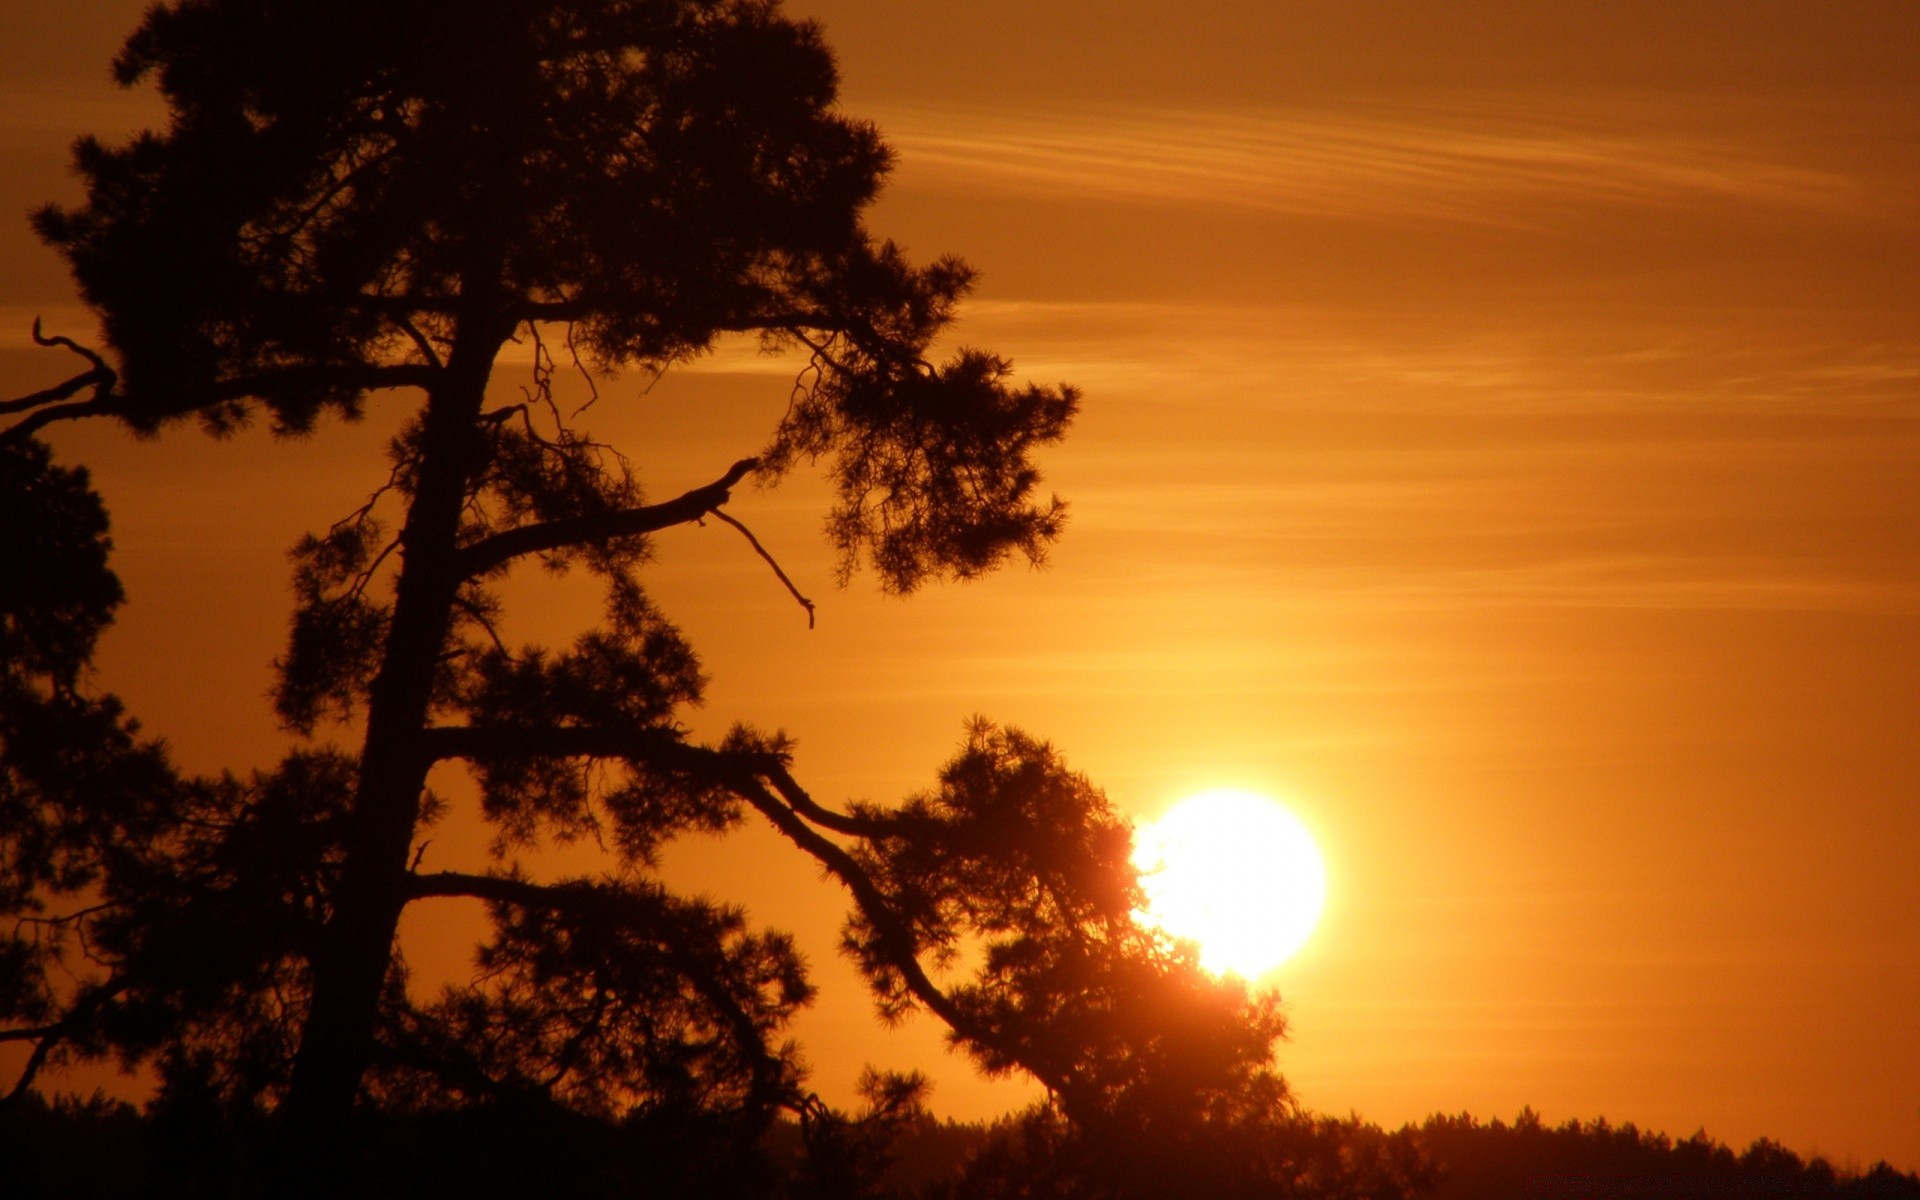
(0, 1035, 61, 1109)
(783, 326, 866, 378)
(29, 317, 111, 373)
(422, 723, 698, 767)
(418, 725, 881, 839)
(561, 323, 600, 418)
(407, 869, 593, 908)
(709, 508, 816, 628)
(415, 735, 1070, 1101)
(329, 458, 405, 537)
(0, 320, 118, 417)
(1, 359, 441, 442)
(11, 900, 117, 937)
(726, 772, 1073, 1101)
(0, 1024, 64, 1045)
(0, 372, 105, 416)
(1, 976, 131, 1107)
(389, 314, 443, 368)
(429, 725, 1038, 1093)
(452, 458, 759, 578)
(451, 593, 508, 654)
(754, 759, 884, 839)
(403, 870, 789, 1112)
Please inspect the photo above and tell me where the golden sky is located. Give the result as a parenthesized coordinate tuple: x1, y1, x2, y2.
(4, 0, 1918, 1172)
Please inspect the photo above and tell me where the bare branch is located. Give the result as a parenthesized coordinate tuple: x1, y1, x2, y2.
(452, 458, 759, 579)
(0, 371, 107, 416)
(389, 315, 443, 369)
(709, 508, 815, 628)
(329, 457, 406, 538)
(0, 1024, 65, 1046)
(29, 317, 112, 373)
(783, 325, 865, 379)
(451, 593, 508, 654)
(0, 320, 118, 418)
(562, 323, 601, 418)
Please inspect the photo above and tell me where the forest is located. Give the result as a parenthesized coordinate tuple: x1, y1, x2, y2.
(6, 1092, 1917, 1200)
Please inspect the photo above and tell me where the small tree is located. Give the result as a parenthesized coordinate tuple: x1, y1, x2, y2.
(2, 1, 1327, 1194)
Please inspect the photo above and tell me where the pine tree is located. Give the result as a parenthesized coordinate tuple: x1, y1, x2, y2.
(3, 2, 1314, 1194)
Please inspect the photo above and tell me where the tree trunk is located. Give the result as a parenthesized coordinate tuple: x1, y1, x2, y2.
(277, 313, 502, 1181)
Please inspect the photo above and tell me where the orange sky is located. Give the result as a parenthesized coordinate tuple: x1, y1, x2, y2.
(4, 0, 1918, 1172)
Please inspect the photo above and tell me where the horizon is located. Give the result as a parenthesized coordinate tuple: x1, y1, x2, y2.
(1, 0, 1915, 1174)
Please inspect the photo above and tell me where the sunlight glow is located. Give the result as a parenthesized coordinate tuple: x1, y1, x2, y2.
(1132, 789, 1328, 978)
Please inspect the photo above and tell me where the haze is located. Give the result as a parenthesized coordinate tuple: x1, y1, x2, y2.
(2, 0, 1915, 1171)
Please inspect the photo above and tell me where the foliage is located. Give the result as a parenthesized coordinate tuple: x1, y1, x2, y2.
(845, 725, 1291, 1136)
(942, 1104, 1431, 1200)
(11, 1096, 1920, 1200)
(0, 1, 1381, 1196)
(1410, 1109, 1920, 1200)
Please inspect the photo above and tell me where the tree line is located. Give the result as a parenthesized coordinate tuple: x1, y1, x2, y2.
(7, 1091, 1914, 1200)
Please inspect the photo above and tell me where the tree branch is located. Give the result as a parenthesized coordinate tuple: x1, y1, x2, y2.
(0, 370, 106, 416)
(0, 319, 118, 418)
(725, 771, 1074, 1101)
(420, 723, 711, 771)
(1, 976, 131, 1108)
(0, 1024, 65, 1045)
(407, 868, 582, 907)
(452, 458, 759, 579)
(1, 359, 441, 443)
(28, 316, 111, 373)
(755, 758, 892, 839)
(709, 507, 816, 628)
(417, 723, 876, 838)
(415, 722, 1066, 1101)
(389, 315, 444, 369)
(403, 869, 790, 1113)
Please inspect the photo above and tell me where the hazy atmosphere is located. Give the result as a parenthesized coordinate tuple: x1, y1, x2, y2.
(4, 0, 1916, 1175)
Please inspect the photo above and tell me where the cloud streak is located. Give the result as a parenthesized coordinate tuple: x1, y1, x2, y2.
(875, 102, 1870, 227)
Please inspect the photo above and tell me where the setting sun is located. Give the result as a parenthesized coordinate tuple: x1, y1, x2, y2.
(1132, 789, 1329, 978)
(6, 0, 1919, 1186)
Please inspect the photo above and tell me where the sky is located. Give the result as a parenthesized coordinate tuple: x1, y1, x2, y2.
(3, 0, 1919, 1171)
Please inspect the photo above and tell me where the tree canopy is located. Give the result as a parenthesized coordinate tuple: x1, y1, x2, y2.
(0, 2, 1376, 1196)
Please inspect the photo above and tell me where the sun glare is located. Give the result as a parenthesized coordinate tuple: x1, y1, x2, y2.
(1132, 789, 1328, 978)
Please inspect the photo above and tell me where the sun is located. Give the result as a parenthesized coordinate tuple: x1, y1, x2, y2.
(1131, 788, 1328, 978)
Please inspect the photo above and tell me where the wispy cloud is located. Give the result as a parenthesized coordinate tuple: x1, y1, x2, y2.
(922, 298, 1920, 416)
(874, 102, 1868, 227)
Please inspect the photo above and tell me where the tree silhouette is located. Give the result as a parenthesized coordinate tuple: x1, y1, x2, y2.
(1410, 1110, 1920, 1200)
(2, 2, 1347, 1195)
